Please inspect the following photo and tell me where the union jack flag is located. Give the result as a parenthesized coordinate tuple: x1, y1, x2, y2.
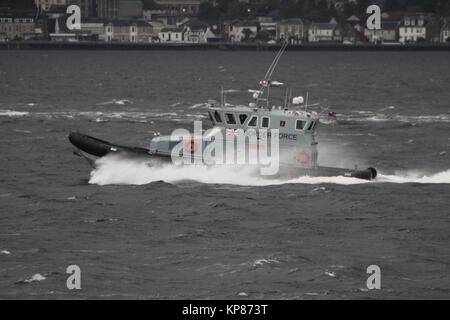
(226, 129, 240, 136)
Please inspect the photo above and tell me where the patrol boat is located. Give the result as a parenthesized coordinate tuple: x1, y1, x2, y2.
(69, 42, 377, 181)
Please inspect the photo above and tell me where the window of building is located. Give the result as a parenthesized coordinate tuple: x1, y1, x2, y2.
(248, 116, 258, 127)
(238, 114, 248, 124)
(214, 110, 222, 123)
(296, 120, 306, 130)
(225, 113, 236, 125)
(261, 117, 270, 128)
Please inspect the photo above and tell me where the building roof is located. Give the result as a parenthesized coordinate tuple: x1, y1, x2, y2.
(346, 15, 361, 22)
(182, 18, 208, 28)
(278, 18, 304, 25)
(107, 20, 152, 27)
(188, 25, 207, 32)
(231, 20, 258, 27)
(310, 22, 338, 30)
(381, 20, 400, 30)
(160, 27, 184, 33)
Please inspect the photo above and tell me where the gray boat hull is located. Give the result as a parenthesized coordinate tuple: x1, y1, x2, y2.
(68, 132, 377, 180)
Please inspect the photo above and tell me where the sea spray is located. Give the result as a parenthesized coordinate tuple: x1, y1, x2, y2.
(89, 155, 450, 186)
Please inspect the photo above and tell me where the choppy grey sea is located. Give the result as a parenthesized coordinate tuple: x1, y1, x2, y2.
(0, 50, 449, 299)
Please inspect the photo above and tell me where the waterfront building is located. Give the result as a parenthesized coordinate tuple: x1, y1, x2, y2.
(276, 18, 308, 44)
(67, 0, 97, 18)
(97, 0, 143, 19)
(158, 26, 185, 42)
(308, 21, 343, 43)
(105, 20, 153, 42)
(144, 0, 200, 25)
(0, 15, 37, 41)
(441, 22, 450, 43)
(364, 20, 399, 43)
(398, 13, 441, 43)
(226, 20, 258, 42)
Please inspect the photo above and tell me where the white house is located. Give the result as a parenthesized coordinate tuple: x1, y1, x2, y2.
(227, 21, 258, 42)
(203, 26, 223, 42)
(441, 23, 450, 43)
(308, 22, 343, 42)
(399, 13, 428, 43)
(181, 19, 209, 43)
(184, 25, 207, 42)
(159, 27, 185, 42)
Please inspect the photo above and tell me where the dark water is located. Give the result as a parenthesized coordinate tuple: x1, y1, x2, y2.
(0, 50, 449, 299)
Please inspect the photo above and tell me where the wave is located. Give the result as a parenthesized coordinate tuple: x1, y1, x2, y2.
(341, 111, 450, 124)
(89, 155, 450, 186)
(188, 103, 208, 109)
(96, 99, 133, 106)
(0, 110, 30, 117)
(0, 110, 179, 122)
(376, 170, 450, 184)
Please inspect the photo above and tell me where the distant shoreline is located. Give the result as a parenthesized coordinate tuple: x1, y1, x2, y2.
(1, 41, 449, 51)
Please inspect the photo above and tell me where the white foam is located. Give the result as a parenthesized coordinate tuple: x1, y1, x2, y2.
(96, 99, 133, 106)
(89, 156, 450, 186)
(188, 103, 208, 109)
(24, 274, 46, 283)
(251, 259, 281, 267)
(343, 112, 450, 124)
(0, 110, 30, 117)
(376, 170, 450, 184)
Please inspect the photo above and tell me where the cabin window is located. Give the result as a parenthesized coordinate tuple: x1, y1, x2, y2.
(214, 110, 222, 123)
(261, 117, 270, 128)
(208, 111, 214, 123)
(225, 113, 237, 125)
(296, 120, 306, 130)
(280, 120, 286, 127)
(307, 121, 316, 131)
(248, 116, 258, 127)
(239, 114, 248, 124)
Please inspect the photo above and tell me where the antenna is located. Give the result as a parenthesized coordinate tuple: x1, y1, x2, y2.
(283, 87, 289, 109)
(287, 88, 292, 109)
(255, 40, 288, 107)
(305, 92, 309, 111)
(263, 40, 288, 84)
